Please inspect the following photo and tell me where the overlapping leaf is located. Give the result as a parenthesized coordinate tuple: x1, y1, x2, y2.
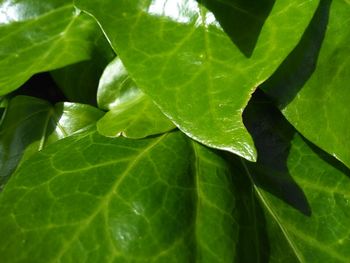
(0, 129, 241, 262)
(51, 33, 115, 105)
(241, 92, 350, 262)
(75, 0, 319, 161)
(262, 0, 350, 168)
(0, 96, 103, 188)
(0, 95, 7, 121)
(97, 57, 175, 138)
(191, 142, 238, 262)
(4, 92, 348, 262)
(0, 0, 348, 262)
(193, 142, 269, 263)
(0, 0, 104, 95)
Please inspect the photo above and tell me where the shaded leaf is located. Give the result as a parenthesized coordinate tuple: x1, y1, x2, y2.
(0, 0, 103, 95)
(97, 58, 175, 138)
(262, 0, 350, 168)
(75, 0, 319, 161)
(193, 142, 269, 263)
(0, 96, 103, 188)
(0, 129, 243, 262)
(191, 142, 238, 262)
(241, 91, 350, 262)
(0, 95, 7, 122)
(51, 33, 115, 105)
(0, 95, 7, 108)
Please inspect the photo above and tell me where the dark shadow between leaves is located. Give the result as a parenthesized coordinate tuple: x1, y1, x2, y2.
(11, 73, 67, 103)
(243, 90, 311, 216)
(199, 0, 275, 57)
(261, 0, 332, 108)
(0, 74, 65, 190)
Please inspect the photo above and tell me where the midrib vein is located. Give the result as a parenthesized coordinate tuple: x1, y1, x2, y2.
(240, 159, 306, 263)
(51, 134, 168, 261)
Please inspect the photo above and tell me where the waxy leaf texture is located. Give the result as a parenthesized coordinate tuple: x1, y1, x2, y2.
(0, 0, 349, 262)
(0, 96, 103, 188)
(0, 0, 102, 95)
(243, 93, 350, 262)
(51, 33, 115, 105)
(263, 0, 350, 169)
(0, 130, 239, 262)
(97, 58, 175, 138)
(75, 0, 319, 161)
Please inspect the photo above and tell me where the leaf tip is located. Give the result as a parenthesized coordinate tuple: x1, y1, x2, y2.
(228, 143, 257, 162)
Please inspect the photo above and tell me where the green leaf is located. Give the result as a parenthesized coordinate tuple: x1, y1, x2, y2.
(75, 0, 319, 161)
(0, 96, 103, 188)
(262, 0, 350, 168)
(0, 96, 7, 121)
(242, 91, 350, 262)
(191, 142, 238, 262)
(97, 98, 176, 139)
(51, 33, 115, 105)
(97, 57, 139, 111)
(0, 0, 102, 95)
(192, 142, 269, 263)
(97, 58, 175, 138)
(0, 96, 7, 108)
(0, 130, 242, 262)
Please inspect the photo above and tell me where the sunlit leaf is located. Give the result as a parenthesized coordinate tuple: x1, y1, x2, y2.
(0, 130, 241, 262)
(75, 0, 319, 161)
(0, 0, 103, 95)
(97, 58, 175, 138)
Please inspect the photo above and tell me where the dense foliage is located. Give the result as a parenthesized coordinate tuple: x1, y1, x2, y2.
(0, 0, 349, 262)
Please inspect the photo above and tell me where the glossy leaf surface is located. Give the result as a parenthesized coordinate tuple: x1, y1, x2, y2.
(262, 0, 350, 168)
(0, 0, 348, 261)
(0, 130, 240, 262)
(191, 142, 238, 262)
(192, 142, 269, 263)
(242, 92, 350, 262)
(97, 58, 175, 138)
(0, 0, 102, 95)
(0, 96, 103, 188)
(75, 0, 319, 161)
